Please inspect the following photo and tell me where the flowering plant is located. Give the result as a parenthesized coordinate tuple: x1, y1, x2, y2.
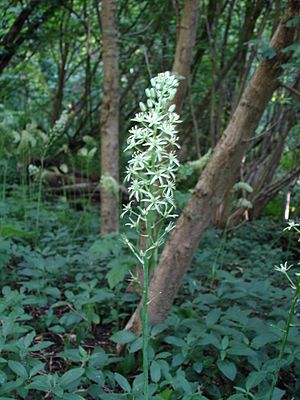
(122, 71, 181, 260)
(269, 221, 300, 399)
(121, 71, 181, 398)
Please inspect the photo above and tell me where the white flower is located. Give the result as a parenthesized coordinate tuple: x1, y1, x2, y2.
(274, 261, 293, 273)
(284, 221, 300, 231)
(143, 193, 165, 214)
(162, 180, 176, 197)
(132, 112, 145, 123)
(122, 72, 181, 264)
(121, 202, 133, 218)
(129, 179, 145, 201)
(28, 164, 40, 177)
(142, 138, 167, 155)
(166, 151, 180, 166)
(144, 111, 165, 127)
(128, 152, 150, 170)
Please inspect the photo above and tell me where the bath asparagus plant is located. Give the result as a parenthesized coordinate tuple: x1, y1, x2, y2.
(269, 221, 300, 400)
(121, 71, 181, 399)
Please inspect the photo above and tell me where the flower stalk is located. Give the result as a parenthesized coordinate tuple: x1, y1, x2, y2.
(121, 71, 181, 399)
(269, 222, 300, 400)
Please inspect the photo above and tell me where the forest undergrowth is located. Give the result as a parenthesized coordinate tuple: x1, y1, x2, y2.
(0, 191, 299, 400)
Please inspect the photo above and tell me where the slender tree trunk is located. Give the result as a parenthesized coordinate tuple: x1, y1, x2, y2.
(52, 52, 68, 125)
(100, 0, 120, 235)
(51, 8, 72, 125)
(228, 74, 300, 224)
(251, 165, 300, 219)
(124, 0, 300, 333)
(172, 0, 200, 114)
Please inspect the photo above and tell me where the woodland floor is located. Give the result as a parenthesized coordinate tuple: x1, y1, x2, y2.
(0, 192, 299, 399)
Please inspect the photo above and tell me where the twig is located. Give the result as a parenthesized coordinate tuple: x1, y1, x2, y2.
(280, 82, 300, 98)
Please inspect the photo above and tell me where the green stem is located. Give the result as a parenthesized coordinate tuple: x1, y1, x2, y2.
(142, 215, 152, 400)
(142, 256, 149, 399)
(71, 184, 98, 240)
(268, 276, 300, 400)
(35, 157, 44, 243)
(2, 161, 8, 202)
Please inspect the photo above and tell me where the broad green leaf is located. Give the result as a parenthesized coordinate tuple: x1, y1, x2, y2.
(271, 387, 285, 400)
(252, 333, 279, 349)
(89, 347, 109, 367)
(8, 361, 28, 379)
(110, 330, 136, 345)
(151, 323, 168, 336)
(0, 378, 24, 394)
(129, 337, 143, 353)
(60, 368, 84, 388)
(199, 333, 221, 349)
(44, 287, 61, 298)
(245, 371, 267, 391)
(86, 368, 105, 385)
(132, 372, 144, 391)
(176, 371, 192, 394)
(221, 336, 229, 350)
(114, 372, 131, 393)
(164, 336, 186, 347)
(29, 360, 45, 378)
(30, 341, 53, 351)
(150, 360, 161, 383)
(227, 345, 256, 357)
(25, 375, 52, 391)
(206, 308, 222, 326)
(23, 331, 36, 348)
(172, 353, 184, 367)
(217, 360, 237, 381)
(106, 259, 129, 289)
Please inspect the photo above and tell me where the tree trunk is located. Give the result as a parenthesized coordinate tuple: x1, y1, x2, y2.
(251, 165, 300, 219)
(124, 0, 300, 333)
(51, 9, 72, 125)
(228, 73, 300, 224)
(172, 0, 200, 114)
(100, 0, 120, 235)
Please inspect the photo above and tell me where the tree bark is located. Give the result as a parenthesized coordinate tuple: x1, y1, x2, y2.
(172, 0, 200, 114)
(100, 0, 120, 235)
(51, 8, 72, 125)
(251, 165, 300, 219)
(227, 73, 300, 224)
(124, 0, 300, 333)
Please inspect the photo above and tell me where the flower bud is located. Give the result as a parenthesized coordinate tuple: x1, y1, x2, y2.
(139, 102, 146, 112)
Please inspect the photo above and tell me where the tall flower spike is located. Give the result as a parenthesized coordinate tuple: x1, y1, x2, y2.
(122, 71, 181, 240)
(121, 71, 181, 400)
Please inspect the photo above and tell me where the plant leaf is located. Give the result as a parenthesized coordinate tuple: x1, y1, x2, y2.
(217, 360, 237, 381)
(110, 330, 136, 344)
(114, 372, 131, 393)
(60, 368, 84, 388)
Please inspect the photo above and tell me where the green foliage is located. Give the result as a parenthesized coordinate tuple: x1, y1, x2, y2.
(0, 195, 299, 399)
(1, 0, 300, 397)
